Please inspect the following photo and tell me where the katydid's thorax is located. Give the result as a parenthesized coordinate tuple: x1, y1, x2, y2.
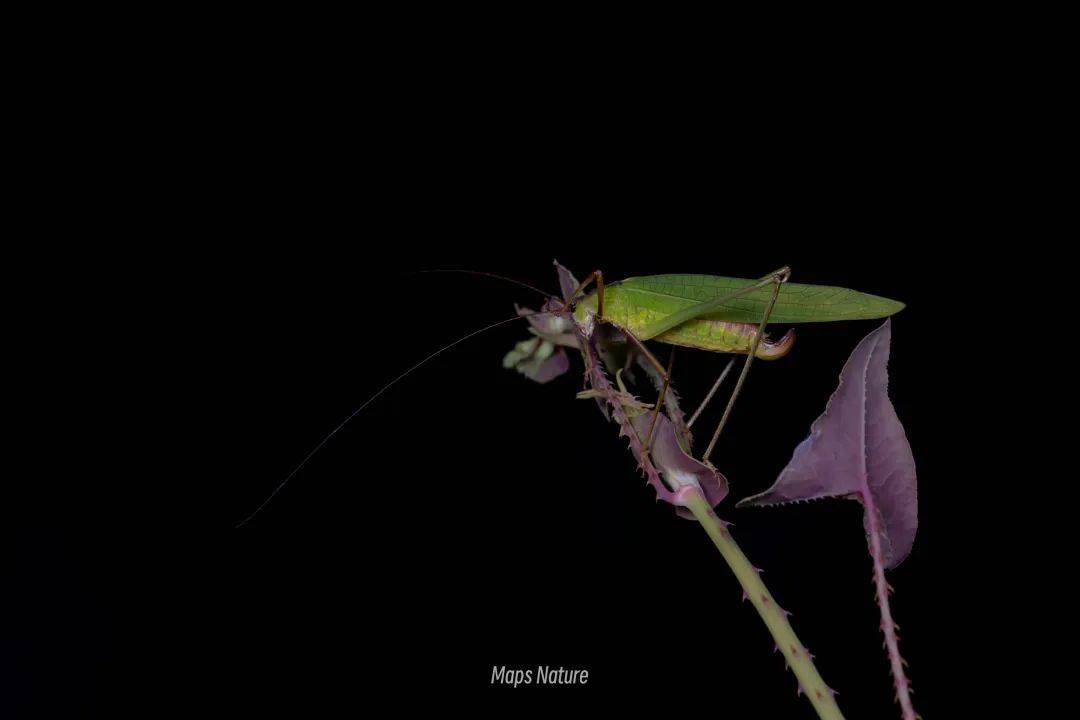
(573, 281, 794, 360)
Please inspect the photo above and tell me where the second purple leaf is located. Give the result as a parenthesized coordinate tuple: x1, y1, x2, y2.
(738, 319, 917, 568)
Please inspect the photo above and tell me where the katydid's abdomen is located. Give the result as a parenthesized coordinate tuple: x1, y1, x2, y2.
(575, 285, 794, 358)
(573, 274, 905, 359)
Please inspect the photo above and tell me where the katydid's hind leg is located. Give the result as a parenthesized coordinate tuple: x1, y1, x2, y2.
(687, 356, 736, 429)
(701, 269, 790, 465)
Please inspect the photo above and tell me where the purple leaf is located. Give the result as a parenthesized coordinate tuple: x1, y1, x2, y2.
(631, 412, 727, 518)
(502, 337, 571, 384)
(516, 302, 578, 347)
(554, 260, 579, 304)
(524, 347, 570, 383)
(738, 319, 917, 569)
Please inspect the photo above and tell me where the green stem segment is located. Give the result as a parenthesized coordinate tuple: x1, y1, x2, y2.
(681, 488, 845, 720)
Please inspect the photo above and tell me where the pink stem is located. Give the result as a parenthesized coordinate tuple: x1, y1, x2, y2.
(864, 497, 917, 720)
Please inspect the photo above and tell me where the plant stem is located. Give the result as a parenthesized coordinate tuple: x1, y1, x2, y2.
(865, 504, 917, 720)
(681, 488, 845, 720)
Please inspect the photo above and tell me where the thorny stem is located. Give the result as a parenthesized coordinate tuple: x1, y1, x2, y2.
(865, 500, 918, 720)
(681, 487, 845, 720)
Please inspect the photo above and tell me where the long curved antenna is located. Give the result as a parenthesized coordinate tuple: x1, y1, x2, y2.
(411, 269, 551, 300)
(236, 311, 545, 527)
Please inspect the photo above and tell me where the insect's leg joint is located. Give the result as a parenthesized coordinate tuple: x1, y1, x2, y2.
(558, 269, 605, 318)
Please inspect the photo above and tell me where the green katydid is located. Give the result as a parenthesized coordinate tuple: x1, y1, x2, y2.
(551, 265, 903, 465)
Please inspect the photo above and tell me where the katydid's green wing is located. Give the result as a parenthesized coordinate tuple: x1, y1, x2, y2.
(613, 274, 904, 325)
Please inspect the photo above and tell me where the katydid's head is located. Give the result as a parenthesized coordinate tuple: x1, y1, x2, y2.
(549, 260, 597, 333)
(571, 292, 598, 326)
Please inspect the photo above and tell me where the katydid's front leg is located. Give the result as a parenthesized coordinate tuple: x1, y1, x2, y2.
(560, 269, 605, 318)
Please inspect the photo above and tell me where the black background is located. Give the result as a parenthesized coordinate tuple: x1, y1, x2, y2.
(9, 29, 1041, 719)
